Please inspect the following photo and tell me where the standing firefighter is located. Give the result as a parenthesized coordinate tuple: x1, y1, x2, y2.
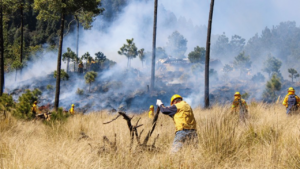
(149, 105, 154, 119)
(231, 92, 248, 121)
(156, 94, 197, 153)
(31, 101, 38, 118)
(282, 87, 300, 115)
(69, 104, 75, 115)
(78, 61, 84, 73)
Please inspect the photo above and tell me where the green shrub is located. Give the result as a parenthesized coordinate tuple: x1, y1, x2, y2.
(15, 89, 42, 119)
(241, 92, 250, 100)
(48, 107, 69, 122)
(76, 88, 84, 95)
(54, 69, 69, 80)
(0, 94, 15, 111)
(46, 84, 54, 90)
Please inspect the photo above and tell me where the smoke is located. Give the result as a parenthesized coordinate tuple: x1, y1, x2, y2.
(5, 0, 300, 111)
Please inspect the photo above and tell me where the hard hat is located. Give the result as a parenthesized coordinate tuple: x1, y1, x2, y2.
(72, 104, 75, 107)
(170, 94, 182, 105)
(288, 87, 295, 92)
(149, 105, 154, 108)
(234, 92, 241, 96)
(34, 101, 37, 104)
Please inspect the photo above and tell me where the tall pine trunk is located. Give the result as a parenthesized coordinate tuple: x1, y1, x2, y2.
(54, 0, 66, 110)
(66, 57, 69, 72)
(0, 1, 4, 95)
(20, 0, 24, 75)
(75, 15, 79, 60)
(150, 0, 158, 91)
(204, 0, 215, 108)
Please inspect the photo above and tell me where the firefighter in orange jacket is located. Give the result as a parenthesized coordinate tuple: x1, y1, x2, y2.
(157, 94, 197, 153)
(282, 87, 300, 114)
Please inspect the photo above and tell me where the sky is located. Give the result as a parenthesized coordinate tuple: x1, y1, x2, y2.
(160, 0, 300, 40)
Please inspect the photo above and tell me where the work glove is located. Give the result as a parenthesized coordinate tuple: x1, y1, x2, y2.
(156, 99, 163, 107)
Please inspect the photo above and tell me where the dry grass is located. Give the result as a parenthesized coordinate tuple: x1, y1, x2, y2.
(1, 103, 300, 169)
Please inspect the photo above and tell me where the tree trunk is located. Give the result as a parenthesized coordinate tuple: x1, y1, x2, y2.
(75, 15, 79, 59)
(127, 57, 129, 68)
(15, 70, 17, 81)
(150, 0, 158, 91)
(66, 57, 69, 73)
(0, 2, 4, 95)
(20, 0, 24, 75)
(54, 0, 66, 110)
(204, 0, 215, 108)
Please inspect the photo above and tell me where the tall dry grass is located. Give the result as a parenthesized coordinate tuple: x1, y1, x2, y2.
(1, 103, 300, 169)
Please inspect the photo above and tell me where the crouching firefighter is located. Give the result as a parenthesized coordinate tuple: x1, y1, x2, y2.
(282, 87, 300, 115)
(156, 94, 198, 153)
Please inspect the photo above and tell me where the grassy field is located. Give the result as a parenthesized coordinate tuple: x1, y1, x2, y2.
(1, 103, 300, 169)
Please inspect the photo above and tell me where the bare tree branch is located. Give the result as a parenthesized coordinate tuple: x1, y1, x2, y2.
(142, 106, 160, 145)
(103, 114, 121, 124)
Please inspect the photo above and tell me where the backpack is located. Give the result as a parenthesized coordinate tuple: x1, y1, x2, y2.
(287, 95, 298, 114)
(288, 95, 297, 106)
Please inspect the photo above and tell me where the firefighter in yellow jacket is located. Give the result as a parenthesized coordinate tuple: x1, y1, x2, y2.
(32, 101, 38, 117)
(148, 105, 154, 119)
(156, 94, 197, 153)
(231, 92, 248, 113)
(282, 87, 300, 114)
(69, 104, 75, 115)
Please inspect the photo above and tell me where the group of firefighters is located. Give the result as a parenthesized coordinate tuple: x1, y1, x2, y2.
(147, 87, 300, 152)
(31, 102, 75, 121)
(31, 87, 299, 153)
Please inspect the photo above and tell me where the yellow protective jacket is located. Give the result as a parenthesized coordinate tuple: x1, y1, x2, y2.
(282, 91, 300, 107)
(148, 107, 154, 119)
(148, 111, 154, 119)
(32, 104, 37, 114)
(69, 107, 75, 115)
(160, 101, 197, 132)
(231, 96, 248, 113)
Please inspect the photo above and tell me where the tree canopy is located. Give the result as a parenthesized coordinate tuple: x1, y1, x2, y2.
(188, 46, 205, 64)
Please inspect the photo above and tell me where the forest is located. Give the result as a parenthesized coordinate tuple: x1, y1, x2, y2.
(1, 0, 300, 113)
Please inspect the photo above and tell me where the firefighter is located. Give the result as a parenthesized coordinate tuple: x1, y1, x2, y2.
(78, 61, 84, 73)
(231, 92, 248, 113)
(282, 87, 300, 115)
(69, 104, 75, 115)
(148, 105, 154, 119)
(156, 94, 197, 153)
(32, 101, 38, 117)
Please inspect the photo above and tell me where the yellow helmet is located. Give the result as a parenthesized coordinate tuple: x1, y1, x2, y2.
(234, 92, 241, 96)
(149, 105, 154, 108)
(170, 94, 182, 105)
(288, 87, 295, 92)
(72, 104, 75, 107)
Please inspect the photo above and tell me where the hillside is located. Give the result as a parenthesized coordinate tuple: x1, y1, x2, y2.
(1, 103, 300, 168)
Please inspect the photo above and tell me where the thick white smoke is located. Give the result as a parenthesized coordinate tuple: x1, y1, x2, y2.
(5, 0, 300, 110)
